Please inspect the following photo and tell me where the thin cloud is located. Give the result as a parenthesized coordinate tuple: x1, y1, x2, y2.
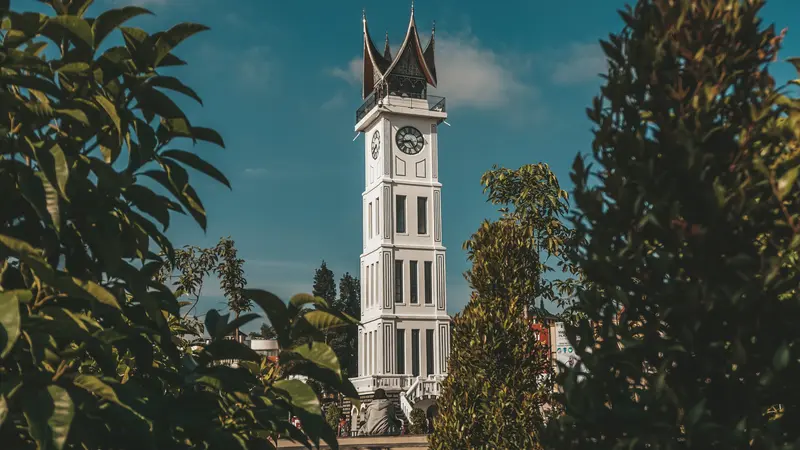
(328, 29, 534, 111)
(321, 92, 347, 110)
(243, 167, 270, 177)
(197, 45, 274, 92)
(551, 42, 608, 85)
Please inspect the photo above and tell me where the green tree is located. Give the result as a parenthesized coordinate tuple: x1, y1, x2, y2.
(312, 260, 337, 307)
(0, 2, 357, 448)
(544, 1, 800, 449)
(408, 408, 427, 435)
(330, 272, 360, 378)
(431, 164, 569, 449)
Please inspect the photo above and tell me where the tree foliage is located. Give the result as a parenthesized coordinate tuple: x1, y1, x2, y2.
(431, 164, 567, 449)
(467, 164, 580, 312)
(312, 261, 337, 308)
(408, 408, 427, 435)
(544, 1, 800, 449)
(330, 272, 360, 379)
(0, 1, 356, 448)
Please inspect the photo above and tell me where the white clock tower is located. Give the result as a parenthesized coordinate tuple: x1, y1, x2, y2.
(349, 5, 451, 428)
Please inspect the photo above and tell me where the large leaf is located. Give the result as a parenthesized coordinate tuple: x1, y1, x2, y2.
(136, 86, 187, 120)
(153, 22, 209, 66)
(48, 15, 93, 47)
(244, 290, 289, 338)
(161, 149, 231, 188)
(215, 313, 261, 340)
(272, 379, 320, 416)
(301, 310, 349, 332)
(92, 6, 152, 48)
(201, 339, 260, 363)
(191, 126, 225, 148)
(0, 291, 23, 358)
(22, 385, 75, 450)
(285, 342, 341, 377)
(147, 75, 203, 105)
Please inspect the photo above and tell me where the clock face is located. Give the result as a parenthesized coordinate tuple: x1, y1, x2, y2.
(395, 126, 424, 155)
(371, 130, 380, 160)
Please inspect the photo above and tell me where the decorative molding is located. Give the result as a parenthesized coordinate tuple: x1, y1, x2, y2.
(438, 324, 447, 374)
(433, 190, 442, 242)
(395, 156, 406, 176)
(431, 124, 438, 179)
(436, 254, 445, 311)
(383, 186, 391, 239)
(416, 159, 426, 178)
(383, 119, 391, 176)
(384, 323, 393, 374)
(383, 251, 392, 310)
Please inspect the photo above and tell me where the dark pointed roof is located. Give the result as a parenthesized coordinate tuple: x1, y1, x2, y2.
(361, 7, 438, 99)
(383, 32, 392, 60)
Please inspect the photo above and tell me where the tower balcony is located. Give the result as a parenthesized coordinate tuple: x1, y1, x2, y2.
(355, 92, 446, 128)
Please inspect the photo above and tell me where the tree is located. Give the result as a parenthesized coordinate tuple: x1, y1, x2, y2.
(408, 409, 427, 435)
(0, 2, 357, 448)
(431, 164, 569, 449)
(330, 272, 360, 378)
(543, 1, 800, 449)
(312, 260, 337, 307)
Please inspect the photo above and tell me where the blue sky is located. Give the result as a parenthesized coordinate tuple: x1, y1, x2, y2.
(35, 0, 800, 332)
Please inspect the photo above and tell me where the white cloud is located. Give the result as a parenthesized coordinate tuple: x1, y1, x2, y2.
(321, 92, 347, 110)
(551, 42, 608, 85)
(328, 29, 533, 111)
(328, 59, 361, 85)
(197, 45, 273, 92)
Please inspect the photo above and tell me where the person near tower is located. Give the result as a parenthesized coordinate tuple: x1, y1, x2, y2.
(358, 389, 402, 436)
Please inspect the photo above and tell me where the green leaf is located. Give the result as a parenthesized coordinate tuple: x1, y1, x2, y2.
(95, 94, 122, 135)
(788, 57, 800, 76)
(147, 75, 203, 105)
(49, 15, 93, 47)
(123, 185, 171, 230)
(301, 310, 349, 332)
(92, 6, 152, 48)
(0, 291, 22, 358)
(273, 379, 320, 416)
(136, 86, 187, 120)
(56, 62, 90, 74)
(161, 149, 230, 188)
(23, 385, 75, 450)
(201, 339, 260, 363)
(777, 167, 799, 200)
(191, 126, 225, 148)
(773, 344, 790, 371)
(204, 309, 227, 339)
(153, 22, 209, 66)
(215, 313, 261, 340)
(0, 395, 8, 428)
(286, 342, 341, 377)
(289, 293, 329, 310)
(72, 375, 132, 412)
(56, 108, 89, 125)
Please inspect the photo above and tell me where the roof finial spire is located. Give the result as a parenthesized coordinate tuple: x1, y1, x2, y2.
(411, 0, 414, 14)
(362, 8, 366, 21)
(432, 20, 436, 36)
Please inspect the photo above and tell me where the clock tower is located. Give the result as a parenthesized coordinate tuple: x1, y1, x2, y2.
(350, 5, 451, 429)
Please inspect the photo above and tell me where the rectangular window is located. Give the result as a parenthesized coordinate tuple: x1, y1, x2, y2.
(426, 329, 434, 375)
(368, 202, 373, 238)
(396, 195, 406, 233)
(376, 197, 380, 237)
(424, 261, 433, 304)
(395, 260, 404, 304)
(410, 261, 419, 304)
(396, 329, 405, 374)
(417, 197, 428, 234)
(411, 329, 420, 377)
(366, 264, 370, 308)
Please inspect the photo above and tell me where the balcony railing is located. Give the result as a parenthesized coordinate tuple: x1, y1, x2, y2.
(355, 93, 447, 124)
